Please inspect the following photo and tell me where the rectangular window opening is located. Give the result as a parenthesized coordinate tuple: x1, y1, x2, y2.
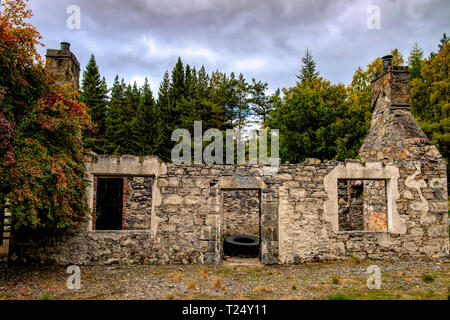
(95, 177, 123, 230)
(338, 179, 388, 232)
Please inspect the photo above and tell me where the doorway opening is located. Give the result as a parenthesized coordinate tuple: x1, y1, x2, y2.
(221, 189, 261, 261)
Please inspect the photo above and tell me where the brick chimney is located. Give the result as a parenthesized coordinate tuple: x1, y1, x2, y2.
(359, 56, 441, 162)
(45, 42, 80, 91)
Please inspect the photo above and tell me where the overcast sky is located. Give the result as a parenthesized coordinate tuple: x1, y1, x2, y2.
(29, 0, 449, 95)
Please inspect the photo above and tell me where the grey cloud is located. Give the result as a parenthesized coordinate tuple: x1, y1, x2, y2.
(29, 0, 449, 93)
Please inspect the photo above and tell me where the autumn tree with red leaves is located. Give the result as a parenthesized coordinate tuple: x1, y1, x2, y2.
(0, 0, 92, 230)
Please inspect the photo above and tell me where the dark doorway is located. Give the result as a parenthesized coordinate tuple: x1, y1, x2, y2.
(95, 178, 123, 230)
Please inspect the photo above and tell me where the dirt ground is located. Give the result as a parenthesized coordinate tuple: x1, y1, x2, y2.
(0, 251, 448, 300)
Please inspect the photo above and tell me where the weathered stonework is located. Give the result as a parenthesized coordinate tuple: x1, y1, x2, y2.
(123, 177, 153, 230)
(46, 42, 80, 91)
(7, 51, 448, 266)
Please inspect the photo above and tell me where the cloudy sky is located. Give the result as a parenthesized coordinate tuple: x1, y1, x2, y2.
(29, 0, 449, 95)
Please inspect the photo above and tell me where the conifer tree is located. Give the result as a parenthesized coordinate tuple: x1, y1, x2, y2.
(408, 42, 424, 80)
(132, 78, 156, 155)
(154, 71, 172, 161)
(297, 48, 319, 82)
(196, 65, 210, 100)
(249, 78, 271, 125)
(79, 54, 108, 152)
(170, 57, 186, 105)
(104, 76, 130, 154)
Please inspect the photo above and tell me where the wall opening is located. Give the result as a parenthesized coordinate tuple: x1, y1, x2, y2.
(222, 189, 261, 258)
(95, 177, 123, 230)
(338, 179, 388, 232)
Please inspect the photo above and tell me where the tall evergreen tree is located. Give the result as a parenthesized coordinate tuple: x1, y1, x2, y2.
(297, 48, 319, 82)
(408, 42, 424, 80)
(249, 78, 271, 125)
(132, 78, 156, 155)
(79, 54, 108, 152)
(196, 65, 210, 100)
(170, 57, 186, 105)
(104, 76, 132, 154)
(154, 71, 173, 161)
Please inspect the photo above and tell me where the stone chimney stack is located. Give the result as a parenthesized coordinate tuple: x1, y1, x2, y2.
(45, 42, 80, 91)
(359, 56, 441, 162)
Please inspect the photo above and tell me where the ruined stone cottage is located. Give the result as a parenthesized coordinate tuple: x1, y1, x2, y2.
(9, 44, 449, 265)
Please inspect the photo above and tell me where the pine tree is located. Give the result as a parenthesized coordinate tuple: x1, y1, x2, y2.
(79, 54, 108, 152)
(249, 78, 271, 125)
(196, 65, 210, 100)
(297, 48, 319, 82)
(184, 64, 197, 98)
(234, 73, 251, 129)
(408, 42, 424, 80)
(104, 76, 132, 154)
(170, 57, 186, 105)
(132, 78, 156, 155)
(153, 71, 172, 161)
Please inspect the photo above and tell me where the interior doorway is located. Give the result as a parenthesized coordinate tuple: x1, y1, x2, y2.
(221, 189, 261, 260)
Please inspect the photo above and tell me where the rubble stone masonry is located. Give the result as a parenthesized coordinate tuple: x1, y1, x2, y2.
(8, 55, 449, 265)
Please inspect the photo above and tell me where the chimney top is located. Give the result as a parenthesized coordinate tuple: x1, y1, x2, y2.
(382, 55, 393, 70)
(60, 42, 71, 51)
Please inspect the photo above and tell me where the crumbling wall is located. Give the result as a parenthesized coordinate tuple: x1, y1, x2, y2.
(8, 60, 449, 266)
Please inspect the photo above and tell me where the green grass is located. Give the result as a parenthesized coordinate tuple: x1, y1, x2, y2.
(422, 274, 435, 282)
(331, 276, 340, 285)
(327, 293, 349, 300)
(40, 292, 50, 300)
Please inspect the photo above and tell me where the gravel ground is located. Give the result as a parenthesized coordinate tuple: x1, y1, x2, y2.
(0, 255, 448, 300)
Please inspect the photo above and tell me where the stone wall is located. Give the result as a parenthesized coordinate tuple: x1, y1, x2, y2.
(8, 157, 449, 265)
(8, 57, 449, 266)
(123, 177, 153, 230)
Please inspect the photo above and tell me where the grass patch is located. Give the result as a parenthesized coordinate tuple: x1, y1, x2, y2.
(210, 277, 223, 290)
(254, 285, 273, 294)
(327, 293, 349, 300)
(199, 267, 209, 280)
(186, 281, 197, 290)
(331, 276, 340, 285)
(169, 272, 183, 282)
(422, 274, 435, 282)
(40, 292, 50, 300)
